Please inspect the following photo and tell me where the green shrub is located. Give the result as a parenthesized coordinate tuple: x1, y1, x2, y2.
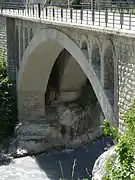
(71, 0, 81, 9)
(0, 50, 17, 139)
(102, 119, 118, 142)
(103, 102, 135, 180)
(72, 0, 81, 5)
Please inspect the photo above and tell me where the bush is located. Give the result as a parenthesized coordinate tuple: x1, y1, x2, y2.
(102, 119, 119, 142)
(103, 103, 135, 180)
(0, 50, 17, 140)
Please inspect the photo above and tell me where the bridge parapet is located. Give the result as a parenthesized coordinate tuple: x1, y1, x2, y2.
(1, 1, 135, 31)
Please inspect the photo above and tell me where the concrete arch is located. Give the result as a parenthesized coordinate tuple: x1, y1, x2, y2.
(18, 28, 116, 126)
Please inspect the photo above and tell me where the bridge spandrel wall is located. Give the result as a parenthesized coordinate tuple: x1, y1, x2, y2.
(116, 36, 135, 130)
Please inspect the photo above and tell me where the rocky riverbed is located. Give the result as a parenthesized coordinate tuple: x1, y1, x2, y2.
(0, 137, 113, 180)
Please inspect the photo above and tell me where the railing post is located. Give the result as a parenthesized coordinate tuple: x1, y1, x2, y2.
(22, 6, 24, 15)
(33, 4, 35, 16)
(38, 3, 41, 18)
(87, 6, 88, 25)
(99, 8, 100, 26)
(120, 8, 123, 29)
(66, 5, 67, 22)
(129, 12, 131, 30)
(92, 0, 95, 24)
(92, 8, 95, 25)
(53, 6, 55, 20)
(105, 8, 108, 27)
(18, 7, 19, 15)
(70, 7, 72, 22)
(61, 7, 63, 21)
(81, 5, 83, 24)
(27, 3, 29, 15)
(46, 5, 48, 18)
(113, 11, 115, 28)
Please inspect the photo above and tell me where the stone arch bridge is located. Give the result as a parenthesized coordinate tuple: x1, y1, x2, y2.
(1, 7, 135, 152)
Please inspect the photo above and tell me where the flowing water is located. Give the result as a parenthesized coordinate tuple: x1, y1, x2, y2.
(0, 137, 113, 180)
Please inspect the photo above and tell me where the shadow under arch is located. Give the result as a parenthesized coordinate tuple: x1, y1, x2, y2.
(18, 28, 116, 126)
(80, 35, 90, 60)
(103, 40, 116, 108)
(81, 41, 89, 60)
(45, 48, 71, 107)
(91, 42, 101, 80)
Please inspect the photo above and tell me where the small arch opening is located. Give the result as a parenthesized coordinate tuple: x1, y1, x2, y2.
(103, 44, 114, 107)
(30, 28, 33, 41)
(25, 26, 28, 49)
(81, 41, 89, 60)
(91, 43, 101, 79)
(81, 41, 87, 50)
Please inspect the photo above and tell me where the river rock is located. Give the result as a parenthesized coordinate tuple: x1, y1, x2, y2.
(92, 146, 116, 180)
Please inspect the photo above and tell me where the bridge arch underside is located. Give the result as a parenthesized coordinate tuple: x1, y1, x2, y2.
(18, 29, 116, 151)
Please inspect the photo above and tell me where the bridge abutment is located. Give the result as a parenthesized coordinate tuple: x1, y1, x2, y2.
(18, 90, 45, 120)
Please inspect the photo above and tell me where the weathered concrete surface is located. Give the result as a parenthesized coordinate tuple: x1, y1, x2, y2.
(59, 55, 87, 92)
(16, 93, 102, 153)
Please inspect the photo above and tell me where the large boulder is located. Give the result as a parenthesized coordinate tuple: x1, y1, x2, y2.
(92, 146, 116, 180)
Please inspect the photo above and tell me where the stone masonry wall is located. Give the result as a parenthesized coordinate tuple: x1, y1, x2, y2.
(0, 16, 7, 55)
(116, 36, 135, 130)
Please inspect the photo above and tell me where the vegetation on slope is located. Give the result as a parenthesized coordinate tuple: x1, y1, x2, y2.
(103, 102, 135, 180)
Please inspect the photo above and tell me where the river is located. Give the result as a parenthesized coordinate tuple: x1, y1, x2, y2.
(0, 137, 113, 180)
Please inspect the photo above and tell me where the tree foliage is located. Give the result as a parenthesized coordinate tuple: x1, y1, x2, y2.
(103, 103, 135, 180)
(0, 50, 17, 139)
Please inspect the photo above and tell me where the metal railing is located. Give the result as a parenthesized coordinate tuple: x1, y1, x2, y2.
(1, 1, 135, 30)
